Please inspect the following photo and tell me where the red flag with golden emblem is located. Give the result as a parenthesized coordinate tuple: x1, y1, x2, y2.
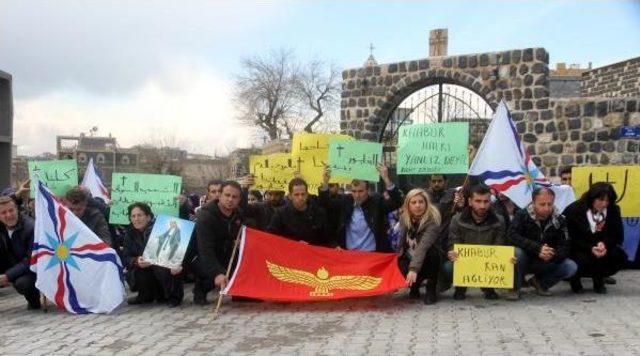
(222, 227, 406, 301)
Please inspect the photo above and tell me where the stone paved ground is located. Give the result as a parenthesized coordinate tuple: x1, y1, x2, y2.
(1, 271, 640, 355)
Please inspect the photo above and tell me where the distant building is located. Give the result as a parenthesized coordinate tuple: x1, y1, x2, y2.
(57, 134, 139, 186)
(549, 62, 589, 98)
(53, 131, 258, 193)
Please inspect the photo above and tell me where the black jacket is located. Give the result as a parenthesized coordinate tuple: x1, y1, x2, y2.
(491, 200, 522, 230)
(508, 205, 570, 262)
(267, 200, 330, 247)
(81, 206, 112, 245)
(194, 201, 243, 278)
(121, 219, 154, 269)
(319, 185, 403, 252)
(563, 201, 624, 255)
(0, 214, 35, 282)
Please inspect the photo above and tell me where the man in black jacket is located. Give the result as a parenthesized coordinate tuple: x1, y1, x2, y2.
(0, 196, 40, 309)
(507, 187, 577, 300)
(267, 178, 330, 247)
(319, 164, 401, 252)
(65, 186, 112, 245)
(192, 180, 244, 304)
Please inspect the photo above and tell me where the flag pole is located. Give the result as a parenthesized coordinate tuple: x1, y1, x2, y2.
(451, 174, 469, 214)
(213, 226, 244, 318)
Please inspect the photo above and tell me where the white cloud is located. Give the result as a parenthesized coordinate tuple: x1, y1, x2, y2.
(13, 56, 255, 156)
(2, 1, 293, 156)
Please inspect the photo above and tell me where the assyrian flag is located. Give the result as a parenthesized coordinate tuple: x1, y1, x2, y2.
(30, 183, 125, 314)
(469, 101, 573, 210)
(81, 158, 110, 203)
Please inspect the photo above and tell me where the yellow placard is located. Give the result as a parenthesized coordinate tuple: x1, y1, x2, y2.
(453, 244, 514, 289)
(572, 166, 640, 217)
(249, 153, 298, 192)
(291, 132, 353, 187)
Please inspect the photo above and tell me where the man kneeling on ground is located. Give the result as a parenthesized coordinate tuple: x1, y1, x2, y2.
(507, 187, 577, 300)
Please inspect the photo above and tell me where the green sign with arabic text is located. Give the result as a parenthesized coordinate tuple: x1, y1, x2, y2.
(109, 173, 182, 224)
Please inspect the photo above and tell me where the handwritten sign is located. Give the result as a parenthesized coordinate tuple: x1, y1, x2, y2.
(572, 166, 640, 217)
(249, 153, 298, 191)
(109, 173, 182, 225)
(291, 133, 353, 186)
(453, 244, 514, 289)
(397, 122, 469, 174)
(28, 160, 78, 198)
(328, 139, 382, 182)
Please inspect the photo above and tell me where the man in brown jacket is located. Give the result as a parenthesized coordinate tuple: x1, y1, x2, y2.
(443, 184, 506, 300)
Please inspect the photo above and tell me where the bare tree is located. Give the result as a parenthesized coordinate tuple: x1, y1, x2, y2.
(233, 50, 341, 140)
(233, 49, 299, 140)
(295, 59, 341, 133)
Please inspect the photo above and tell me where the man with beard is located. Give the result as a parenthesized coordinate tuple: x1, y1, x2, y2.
(443, 184, 507, 300)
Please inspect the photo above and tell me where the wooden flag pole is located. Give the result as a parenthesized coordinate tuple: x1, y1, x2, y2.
(451, 174, 470, 214)
(41, 293, 49, 313)
(213, 226, 244, 318)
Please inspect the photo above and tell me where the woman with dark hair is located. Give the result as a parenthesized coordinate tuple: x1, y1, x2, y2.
(247, 190, 263, 205)
(122, 202, 184, 307)
(563, 182, 628, 293)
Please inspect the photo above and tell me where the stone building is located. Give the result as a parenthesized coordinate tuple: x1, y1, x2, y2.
(340, 28, 640, 182)
(549, 62, 589, 98)
(582, 57, 640, 98)
(57, 134, 140, 186)
(181, 154, 230, 194)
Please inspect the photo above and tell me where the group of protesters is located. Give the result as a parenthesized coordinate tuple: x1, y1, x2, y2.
(0, 164, 629, 309)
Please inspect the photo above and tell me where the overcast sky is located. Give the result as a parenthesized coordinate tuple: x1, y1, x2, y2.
(2, 0, 639, 156)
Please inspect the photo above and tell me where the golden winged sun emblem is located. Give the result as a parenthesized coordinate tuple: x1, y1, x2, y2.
(266, 261, 382, 297)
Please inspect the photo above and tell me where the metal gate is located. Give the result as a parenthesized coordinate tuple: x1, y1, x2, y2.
(380, 82, 494, 189)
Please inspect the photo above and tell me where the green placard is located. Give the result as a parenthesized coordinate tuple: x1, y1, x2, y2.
(109, 173, 182, 225)
(397, 122, 469, 174)
(28, 160, 78, 198)
(328, 139, 382, 182)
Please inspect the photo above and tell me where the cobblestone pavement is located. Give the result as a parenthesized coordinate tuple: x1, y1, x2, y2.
(1, 270, 640, 355)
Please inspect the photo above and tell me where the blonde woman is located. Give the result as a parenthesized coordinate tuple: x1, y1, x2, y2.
(397, 188, 442, 305)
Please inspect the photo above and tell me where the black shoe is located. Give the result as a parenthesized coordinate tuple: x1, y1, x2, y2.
(424, 289, 437, 305)
(128, 296, 153, 305)
(570, 277, 584, 293)
(593, 278, 607, 294)
(453, 287, 467, 300)
(168, 300, 182, 308)
(483, 289, 499, 300)
(409, 285, 421, 299)
(193, 289, 208, 305)
(27, 301, 41, 310)
(604, 277, 616, 285)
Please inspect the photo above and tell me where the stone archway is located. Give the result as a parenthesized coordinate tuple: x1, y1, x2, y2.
(340, 47, 556, 179)
(373, 70, 497, 143)
(340, 47, 552, 143)
(374, 68, 499, 140)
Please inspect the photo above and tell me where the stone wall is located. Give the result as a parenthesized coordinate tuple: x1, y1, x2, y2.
(340, 47, 552, 141)
(582, 57, 640, 97)
(524, 97, 640, 177)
